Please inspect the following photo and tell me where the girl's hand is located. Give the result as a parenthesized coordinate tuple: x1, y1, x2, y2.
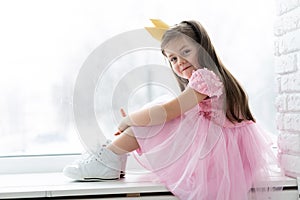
(114, 108, 129, 136)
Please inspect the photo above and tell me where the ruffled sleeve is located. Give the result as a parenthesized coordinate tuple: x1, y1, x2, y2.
(188, 68, 223, 98)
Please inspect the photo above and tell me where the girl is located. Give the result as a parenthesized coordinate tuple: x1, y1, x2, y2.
(64, 20, 280, 199)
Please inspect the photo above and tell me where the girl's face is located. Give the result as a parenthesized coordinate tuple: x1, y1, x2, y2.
(164, 36, 199, 79)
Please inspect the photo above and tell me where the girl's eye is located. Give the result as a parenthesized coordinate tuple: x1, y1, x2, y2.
(170, 57, 177, 63)
(182, 49, 191, 56)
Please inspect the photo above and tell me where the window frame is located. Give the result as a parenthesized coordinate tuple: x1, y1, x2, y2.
(0, 154, 80, 174)
(0, 153, 144, 174)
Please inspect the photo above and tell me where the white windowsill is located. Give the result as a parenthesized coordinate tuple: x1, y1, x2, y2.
(0, 172, 174, 199)
(0, 171, 298, 199)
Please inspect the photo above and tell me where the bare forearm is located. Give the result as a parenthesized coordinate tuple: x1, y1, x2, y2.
(117, 105, 168, 132)
(118, 87, 207, 132)
(128, 105, 168, 126)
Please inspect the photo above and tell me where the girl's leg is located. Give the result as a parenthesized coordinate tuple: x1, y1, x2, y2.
(107, 127, 139, 155)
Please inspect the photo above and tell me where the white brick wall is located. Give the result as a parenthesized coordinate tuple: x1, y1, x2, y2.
(275, 0, 300, 178)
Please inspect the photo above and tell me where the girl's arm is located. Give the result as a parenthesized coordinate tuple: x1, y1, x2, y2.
(118, 87, 207, 131)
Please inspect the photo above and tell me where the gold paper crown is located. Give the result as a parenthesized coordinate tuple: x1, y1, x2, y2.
(145, 19, 170, 41)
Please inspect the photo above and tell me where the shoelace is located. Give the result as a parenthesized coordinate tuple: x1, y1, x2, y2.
(76, 140, 112, 164)
(73, 152, 94, 164)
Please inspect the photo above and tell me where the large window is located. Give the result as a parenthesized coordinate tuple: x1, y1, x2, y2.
(0, 0, 276, 172)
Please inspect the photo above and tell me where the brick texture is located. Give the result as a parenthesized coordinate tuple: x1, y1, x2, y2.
(275, 0, 300, 177)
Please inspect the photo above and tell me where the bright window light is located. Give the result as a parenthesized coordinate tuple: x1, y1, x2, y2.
(0, 0, 276, 162)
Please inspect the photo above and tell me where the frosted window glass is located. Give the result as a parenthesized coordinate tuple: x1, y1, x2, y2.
(0, 0, 276, 156)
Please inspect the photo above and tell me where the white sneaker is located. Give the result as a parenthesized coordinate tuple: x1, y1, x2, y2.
(63, 142, 127, 181)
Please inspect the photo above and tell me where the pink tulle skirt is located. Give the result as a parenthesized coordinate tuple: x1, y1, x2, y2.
(131, 108, 280, 200)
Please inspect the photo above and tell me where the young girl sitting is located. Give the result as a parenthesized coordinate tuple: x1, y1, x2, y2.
(64, 20, 280, 200)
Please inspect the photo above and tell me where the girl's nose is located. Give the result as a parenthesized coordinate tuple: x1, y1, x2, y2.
(178, 56, 186, 66)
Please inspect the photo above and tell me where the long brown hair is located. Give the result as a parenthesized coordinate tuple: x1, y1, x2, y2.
(161, 20, 255, 123)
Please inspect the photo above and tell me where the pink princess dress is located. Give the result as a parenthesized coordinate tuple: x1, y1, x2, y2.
(131, 68, 279, 200)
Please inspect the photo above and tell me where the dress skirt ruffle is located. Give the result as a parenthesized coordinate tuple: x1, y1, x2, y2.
(132, 113, 280, 200)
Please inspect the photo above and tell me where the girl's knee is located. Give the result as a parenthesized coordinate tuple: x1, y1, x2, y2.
(123, 127, 135, 137)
